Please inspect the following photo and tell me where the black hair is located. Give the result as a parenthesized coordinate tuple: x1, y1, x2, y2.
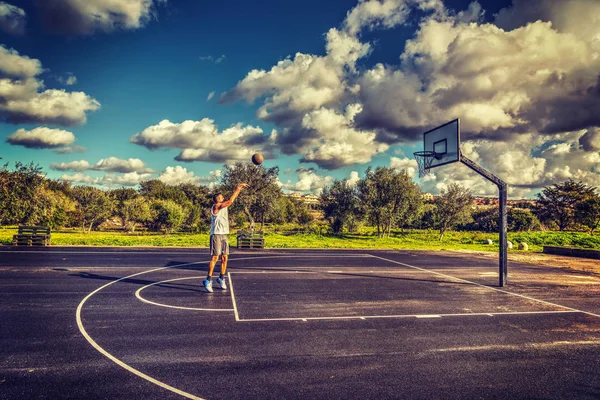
(213, 193, 222, 203)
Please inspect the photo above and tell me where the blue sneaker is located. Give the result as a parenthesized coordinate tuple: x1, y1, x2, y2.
(203, 279, 213, 293)
(216, 277, 227, 290)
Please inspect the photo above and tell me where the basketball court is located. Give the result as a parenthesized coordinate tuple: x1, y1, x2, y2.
(1, 247, 599, 399)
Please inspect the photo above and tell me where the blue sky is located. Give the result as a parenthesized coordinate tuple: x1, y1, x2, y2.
(1, 0, 599, 198)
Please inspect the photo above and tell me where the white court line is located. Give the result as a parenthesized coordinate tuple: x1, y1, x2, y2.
(76, 261, 207, 400)
(229, 273, 240, 321)
(236, 310, 580, 322)
(135, 277, 234, 311)
(76, 255, 310, 400)
(369, 254, 600, 319)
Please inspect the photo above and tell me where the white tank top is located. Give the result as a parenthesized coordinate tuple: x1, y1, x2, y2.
(210, 205, 229, 235)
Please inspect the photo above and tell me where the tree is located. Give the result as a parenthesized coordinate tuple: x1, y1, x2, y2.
(0, 162, 46, 225)
(109, 187, 139, 228)
(178, 183, 212, 232)
(321, 179, 360, 234)
(508, 208, 541, 232)
(575, 195, 600, 233)
(122, 197, 152, 232)
(148, 199, 185, 233)
(72, 186, 114, 233)
(219, 162, 282, 231)
(356, 167, 422, 237)
(433, 183, 473, 240)
(139, 179, 188, 204)
(535, 179, 596, 230)
(470, 207, 541, 232)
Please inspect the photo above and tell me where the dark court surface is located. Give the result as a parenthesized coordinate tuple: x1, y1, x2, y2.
(1, 247, 599, 399)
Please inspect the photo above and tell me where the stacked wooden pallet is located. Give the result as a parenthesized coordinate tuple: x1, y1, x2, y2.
(12, 226, 51, 246)
(236, 231, 264, 249)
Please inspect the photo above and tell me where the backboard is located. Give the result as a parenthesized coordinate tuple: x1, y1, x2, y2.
(423, 118, 460, 169)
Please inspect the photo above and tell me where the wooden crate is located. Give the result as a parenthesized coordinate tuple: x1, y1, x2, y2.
(237, 231, 264, 249)
(12, 226, 51, 246)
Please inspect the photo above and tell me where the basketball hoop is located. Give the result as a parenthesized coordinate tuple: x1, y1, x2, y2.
(414, 151, 437, 178)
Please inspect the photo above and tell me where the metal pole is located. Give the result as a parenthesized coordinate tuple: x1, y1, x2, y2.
(460, 155, 508, 287)
(498, 183, 508, 287)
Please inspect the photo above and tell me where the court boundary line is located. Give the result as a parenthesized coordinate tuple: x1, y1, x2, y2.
(228, 267, 590, 322)
(369, 254, 600, 319)
(77, 255, 327, 400)
(235, 310, 581, 322)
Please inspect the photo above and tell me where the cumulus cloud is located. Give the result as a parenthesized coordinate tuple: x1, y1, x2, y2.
(57, 73, 78, 86)
(280, 167, 334, 195)
(390, 156, 418, 178)
(281, 168, 361, 195)
(0, 46, 100, 126)
(297, 104, 389, 169)
(130, 119, 276, 163)
(59, 173, 95, 185)
(347, 170, 361, 186)
(158, 165, 221, 187)
(579, 127, 600, 152)
(91, 157, 154, 173)
(6, 127, 75, 149)
(54, 145, 87, 154)
(0, 1, 25, 35)
(59, 171, 153, 187)
(50, 160, 91, 172)
(50, 157, 153, 173)
(343, 0, 444, 36)
(98, 172, 153, 187)
(357, 16, 600, 141)
(219, 0, 599, 192)
(220, 28, 387, 169)
(35, 0, 166, 35)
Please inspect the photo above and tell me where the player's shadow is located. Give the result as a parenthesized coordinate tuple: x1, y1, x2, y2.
(68, 260, 209, 293)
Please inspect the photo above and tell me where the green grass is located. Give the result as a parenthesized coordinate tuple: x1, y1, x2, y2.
(2, 226, 598, 251)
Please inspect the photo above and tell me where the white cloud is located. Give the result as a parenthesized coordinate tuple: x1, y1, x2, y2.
(98, 172, 153, 187)
(51, 157, 153, 174)
(199, 55, 226, 64)
(0, 1, 26, 35)
(35, 0, 166, 35)
(0, 46, 100, 126)
(343, 0, 444, 36)
(92, 157, 154, 173)
(0, 45, 41, 79)
(131, 119, 275, 163)
(282, 168, 360, 195)
(297, 104, 389, 169)
(357, 16, 600, 140)
(347, 171, 360, 186)
(60, 173, 95, 184)
(50, 160, 91, 172)
(54, 144, 87, 154)
(579, 127, 600, 152)
(158, 165, 221, 187)
(57, 73, 78, 86)
(7, 127, 75, 149)
(207, 91, 215, 101)
(390, 156, 418, 178)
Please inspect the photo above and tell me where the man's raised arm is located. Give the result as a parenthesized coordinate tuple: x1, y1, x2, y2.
(219, 183, 249, 209)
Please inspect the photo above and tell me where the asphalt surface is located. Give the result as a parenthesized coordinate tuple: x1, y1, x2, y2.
(1, 246, 599, 399)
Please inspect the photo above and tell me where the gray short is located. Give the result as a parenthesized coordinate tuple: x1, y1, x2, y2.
(210, 234, 229, 256)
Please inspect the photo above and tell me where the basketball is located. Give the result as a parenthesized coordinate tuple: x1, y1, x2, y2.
(251, 153, 264, 165)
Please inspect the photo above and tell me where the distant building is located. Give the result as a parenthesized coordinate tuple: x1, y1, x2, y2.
(285, 192, 323, 219)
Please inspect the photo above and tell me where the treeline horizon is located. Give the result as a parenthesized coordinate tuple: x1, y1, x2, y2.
(1, 161, 599, 237)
